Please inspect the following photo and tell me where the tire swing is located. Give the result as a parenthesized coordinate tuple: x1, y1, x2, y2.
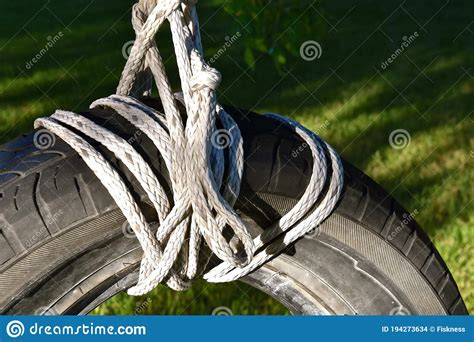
(2, 0, 465, 316)
(34, 0, 344, 296)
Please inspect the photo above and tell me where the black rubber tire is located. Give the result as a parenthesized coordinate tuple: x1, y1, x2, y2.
(0, 101, 468, 315)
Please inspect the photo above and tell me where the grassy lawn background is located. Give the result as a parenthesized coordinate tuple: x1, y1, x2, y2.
(0, 0, 471, 314)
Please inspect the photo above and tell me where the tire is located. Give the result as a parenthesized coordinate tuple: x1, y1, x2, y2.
(0, 100, 468, 315)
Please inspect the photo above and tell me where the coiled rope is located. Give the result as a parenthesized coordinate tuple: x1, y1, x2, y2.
(34, 0, 343, 296)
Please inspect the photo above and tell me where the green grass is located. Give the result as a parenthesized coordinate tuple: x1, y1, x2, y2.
(0, 0, 472, 314)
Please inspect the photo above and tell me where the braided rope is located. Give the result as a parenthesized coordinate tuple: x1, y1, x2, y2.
(34, 0, 343, 296)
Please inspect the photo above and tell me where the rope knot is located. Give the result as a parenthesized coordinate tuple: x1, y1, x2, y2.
(190, 68, 221, 91)
(190, 50, 221, 91)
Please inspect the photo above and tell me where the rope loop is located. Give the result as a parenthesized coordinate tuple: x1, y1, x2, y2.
(34, 0, 344, 296)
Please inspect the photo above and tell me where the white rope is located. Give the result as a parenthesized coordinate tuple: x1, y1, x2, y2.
(34, 0, 343, 296)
